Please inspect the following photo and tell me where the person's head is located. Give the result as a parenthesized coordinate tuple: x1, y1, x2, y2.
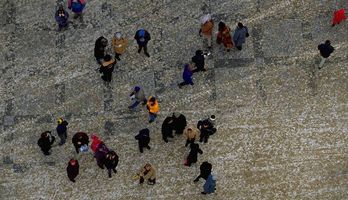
(144, 163, 152, 170)
(195, 50, 203, 56)
(101, 37, 108, 47)
(69, 159, 77, 166)
(210, 115, 216, 121)
(218, 22, 226, 31)
(238, 22, 244, 28)
(134, 86, 141, 92)
(201, 14, 211, 24)
(114, 32, 122, 39)
(103, 54, 112, 62)
(187, 128, 192, 133)
(325, 40, 331, 45)
(149, 97, 156, 103)
(42, 132, 48, 138)
(57, 118, 63, 125)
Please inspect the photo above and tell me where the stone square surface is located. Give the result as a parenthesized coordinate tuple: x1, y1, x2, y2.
(0, 0, 348, 199)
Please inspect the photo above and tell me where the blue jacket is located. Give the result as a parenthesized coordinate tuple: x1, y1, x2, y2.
(55, 10, 69, 26)
(233, 26, 248, 47)
(203, 174, 216, 193)
(182, 64, 193, 82)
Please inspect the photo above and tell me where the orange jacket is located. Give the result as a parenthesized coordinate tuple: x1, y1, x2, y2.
(112, 37, 128, 54)
(201, 20, 214, 36)
(147, 96, 159, 114)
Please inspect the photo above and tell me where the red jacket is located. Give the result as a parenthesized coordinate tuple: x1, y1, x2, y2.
(332, 8, 346, 25)
(91, 134, 102, 153)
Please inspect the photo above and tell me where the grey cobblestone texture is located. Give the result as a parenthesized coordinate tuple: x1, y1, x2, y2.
(1, 0, 348, 199)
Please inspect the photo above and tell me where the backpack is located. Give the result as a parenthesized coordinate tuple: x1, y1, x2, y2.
(138, 30, 146, 42)
(71, 0, 85, 13)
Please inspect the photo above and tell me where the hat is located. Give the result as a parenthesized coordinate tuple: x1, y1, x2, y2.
(134, 86, 140, 92)
(201, 14, 211, 24)
(70, 159, 77, 165)
(114, 32, 122, 39)
(210, 115, 216, 121)
(57, 118, 63, 124)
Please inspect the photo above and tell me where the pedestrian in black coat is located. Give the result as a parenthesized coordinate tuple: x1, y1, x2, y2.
(161, 116, 174, 143)
(197, 115, 217, 143)
(94, 143, 109, 169)
(104, 151, 119, 178)
(37, 131, 55, 155)
(56, 118, 68, 146)
(94, 36, 108, 64)
(318, 40, 334, 69)
(99, 54, 116, 82)
(194, 161, 212, 182)
(67, 159, 79, 182)
(185, 143, 203, 166)
(72, 132, 89, 153)
(172, 113, 187, 134)
(135, 128, 151, 153)
(134, 29, 151, 57)
(192, 50, 206, 73)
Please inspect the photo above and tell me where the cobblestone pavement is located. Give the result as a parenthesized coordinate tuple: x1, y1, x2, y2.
(1, 0, 348, 199)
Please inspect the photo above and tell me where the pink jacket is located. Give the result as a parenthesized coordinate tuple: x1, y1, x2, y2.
(68, 0, 86, 8)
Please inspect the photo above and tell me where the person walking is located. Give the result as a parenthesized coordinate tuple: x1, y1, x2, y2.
(172, 112, 187, 134)
(72, 132, 89, 153)
(192, 50, 206, 73)
(184, 125, 199, 147)
(197, 115, 217, 143)
(137, 163, 156, 185)
(332, 6, 346, 26)
(233, 22, 249, 51)
(185, 143, 203, 167)
(202, 174, 216, 195)
(146, 96, 159, 123)
(94, 36, 108, 64)
(56, 118, 69, 146)
(128, 86, 147, 110)
(37, 131, 55, 155)
(135, 128, 151, 153)
(161, 116, 174, 143)
(112, 32, 128, 60)
(55, 6, 69, 31)
(134, 29, 151, 57)
(94, 142, 109, 169)
(67, 159, 79, 182)
(99, 54, 116, 82)
(178, 62, 194, 88)
(317, 40, 334, 69)
(104, 151, 119, 178)
(194, 161, 212, 182)
(217, 22, 233, 52)
(67, 0, 86, 19)
(199, 14, 214, 49)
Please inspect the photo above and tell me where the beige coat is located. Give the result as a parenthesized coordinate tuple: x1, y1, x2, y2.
(139, 166, 156, 180)
(184, 125, 199, 140)
(112, 37, 128, 54)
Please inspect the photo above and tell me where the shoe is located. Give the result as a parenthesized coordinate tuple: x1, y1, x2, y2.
(109, 174, 112, 178)
(207, 46, 212, 49)
(168, 135, 174, 138)
(149, 120, 154, 123)
(71, 179, 76, 183)
(113, 169, 117, 173)
(178, 84, 182, 89)
(144, 52, 150, 57)
(193, 179, 199, 183)
(58, 143, 64, 146)
(138, 49, 141, 53)
(146, 146, 151, 150)
(201, 192, 207, 195)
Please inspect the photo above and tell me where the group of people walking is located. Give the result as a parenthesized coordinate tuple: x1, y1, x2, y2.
(47, 0, 346, 196)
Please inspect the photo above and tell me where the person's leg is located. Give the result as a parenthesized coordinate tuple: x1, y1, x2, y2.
(142, 98, 147, 105)
(146, 144, 151, 149)
(138, 45, 143, 53)
(149, 113, 156, 123)
(204, 134, 209, 143)
(206, 35, 212, 48)
(162, 134, 168, 143)
(139, 142, 144, 153)
(108, 168, 112, 178)
(58, 134, 64, 145)
(319, 57, 326, 69)
(148, 178, 156, 185)
(129, 100, 140, 109)
(97, 159, 105, 169)
(139, 176, 144, 184)
(194, 174, 202, 182)
(115, 53, 121, 61)
(236, 46, 242, 50)
(112, 167, 117, 173)
(75, 145, 79, 153)
(144, 45, 150, 57)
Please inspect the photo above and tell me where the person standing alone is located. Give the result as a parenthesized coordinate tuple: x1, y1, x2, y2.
(134, 29, 151, 57)
(317, 40, 334, 69)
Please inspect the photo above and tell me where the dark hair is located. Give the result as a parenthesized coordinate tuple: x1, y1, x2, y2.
(218, 22, 226, 32)
(210, 115, 216, 119)
(238, 22, 244, 28)
(195, 50, 203, 55)
(325, 40, 331, 45)
(150, 97, 156, 102)
(104, 54, 112, 62)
